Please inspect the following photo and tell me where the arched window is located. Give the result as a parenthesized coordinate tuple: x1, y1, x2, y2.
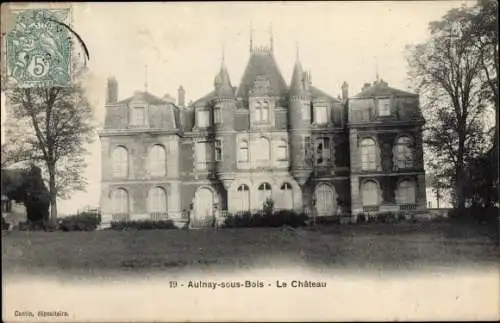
(395, 136, 414, 169)
(111, 188, 129, 220)
(257, 182, 272, 209)
(254, 100, 269, 122)
(112, 146, 128, 178)
(362, 180, 379, 206)
(360, 138, 377, 170)
(235, 184, 250, 212)
(277, 140, 288, 161)
(278, 182, 293, 210)
(149, 186, 167, 220)
(238, 140, 249, 162)
(396, 180, 416, 205)
(149, 144, 166, 177)
(314, 184, 335, 216)
(256, 137, 270, 161)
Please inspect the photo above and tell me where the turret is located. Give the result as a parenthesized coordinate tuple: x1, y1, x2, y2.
(288, 56, 312, 187)
(213, 58, 237, 190)
(177, 86, 185, 107)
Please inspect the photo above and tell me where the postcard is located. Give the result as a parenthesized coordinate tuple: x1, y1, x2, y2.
(1, 1, 499, 322)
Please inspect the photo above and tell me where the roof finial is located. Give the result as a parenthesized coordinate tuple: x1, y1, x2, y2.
(144, 64, 148, 92)
(249, 23, 253, 53)
(269, 22, 274, 52)
(221, 39, 225, 64)
(375, 56, 380, 83)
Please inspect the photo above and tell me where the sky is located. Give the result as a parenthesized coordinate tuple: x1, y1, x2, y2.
(1, 1, 473, 214)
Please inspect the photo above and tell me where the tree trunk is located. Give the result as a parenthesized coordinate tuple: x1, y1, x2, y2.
(48, 165, 58, 224)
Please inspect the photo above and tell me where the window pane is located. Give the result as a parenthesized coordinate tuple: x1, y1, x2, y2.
(214, 108, 222, 124)
(378, 99, 391, 116)
(239, 141, 249, 162)
(196, 142, 207, 169)
(315, 106, 328, 124)
(277, 141, 287, 160)
(362, 181, 378, 206)
(133, 107, 145, 125)
(112, 147, 128, 178)
(262, 106, 269, 121)
(198, 110, 209, 127)
(149, 145, 165, 177)
(255, 109, 261, 122)
(361, 138, 376, 170)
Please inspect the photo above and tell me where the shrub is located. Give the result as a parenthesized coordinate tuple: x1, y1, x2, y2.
(357, 213, 366, 223)
(58, 211, 101, 231)
(1, 217, 10, 230)
(109, 219, 177, 230)
(222, 210, 307, 228)
(262, 198, 274, 216)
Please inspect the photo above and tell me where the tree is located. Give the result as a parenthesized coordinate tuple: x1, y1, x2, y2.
(407, 4, 492, 209)
(5, 84, 95, 224)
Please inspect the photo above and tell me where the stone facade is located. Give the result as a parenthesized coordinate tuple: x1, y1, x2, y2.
(98, 44, 427, 227)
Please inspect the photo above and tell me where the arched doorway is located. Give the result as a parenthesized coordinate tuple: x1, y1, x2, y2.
(314, 184, 336, 216)
(193, 187, 216, 228)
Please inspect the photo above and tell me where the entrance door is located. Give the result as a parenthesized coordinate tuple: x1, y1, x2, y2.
(193, 188, 214, 228)
(315, 184, 336, 216)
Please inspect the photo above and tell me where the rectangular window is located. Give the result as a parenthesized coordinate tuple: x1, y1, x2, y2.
(378, 99, 391, 116)
(132, 106, 146, 125)
(255, 109, 262, 122)
(261, 106, 269, 121)
(276, 142, 287, 161)
(302, 104, 311, 120)
(214, 140, 222, 161)
(238, 141, 249, 162)
(214, 108, 222, 124)
(197, 110, 210, 128)
(304, 136, 312, 165)
(314, 106, 329, 124)
(195, 142, 207, 169)
(315, 137, 331, 165)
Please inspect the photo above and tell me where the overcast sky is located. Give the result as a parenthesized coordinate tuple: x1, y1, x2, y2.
(1, 1, 472, 214)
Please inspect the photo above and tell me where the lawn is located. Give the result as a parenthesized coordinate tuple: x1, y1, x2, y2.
(2, 222, 499, 278)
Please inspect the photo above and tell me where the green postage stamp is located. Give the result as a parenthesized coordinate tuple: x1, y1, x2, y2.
(5, 8, 72, 87)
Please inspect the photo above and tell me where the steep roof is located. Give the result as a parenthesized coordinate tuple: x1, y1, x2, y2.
(310, 86, 342, 103)
(353, 80, 417, 98)
(236, 51, 288, 98)
(115, 91, 170, 105)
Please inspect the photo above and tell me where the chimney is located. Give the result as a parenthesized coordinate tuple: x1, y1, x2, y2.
(341, 81, 349, 102)
(362, 82, 371, 91)
(178, 85, 185, 107)
(106, 77, 118, 104)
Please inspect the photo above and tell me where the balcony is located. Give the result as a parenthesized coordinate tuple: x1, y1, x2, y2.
(399, 204, 417, 211)
(362, 205, 380, 213)
(150, 212, 168, 221)
(112, 213, 130, 222)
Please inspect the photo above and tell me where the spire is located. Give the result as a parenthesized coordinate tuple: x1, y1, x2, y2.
(290, 51, 305, 97)
(269, 23, 274, 52)
(375, 56, 380, 83)
(249, 23, 253, 53)
(214, 51, 234, 97)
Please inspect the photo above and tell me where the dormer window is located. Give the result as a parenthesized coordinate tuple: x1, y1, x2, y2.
(197, 109, 210, 128)
(378, 99, 391, 116)
(254, 100, 269, 122)
(132, 106, 146, 126)
(314, 105, 329, 124)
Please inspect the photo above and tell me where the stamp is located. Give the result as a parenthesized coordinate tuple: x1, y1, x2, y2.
(5, 8, 72, 87)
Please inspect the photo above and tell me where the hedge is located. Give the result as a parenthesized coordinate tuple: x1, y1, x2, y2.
(222, 210, 308, 228)
(109, 219, 177, 230)
(58, 211, 101, 231)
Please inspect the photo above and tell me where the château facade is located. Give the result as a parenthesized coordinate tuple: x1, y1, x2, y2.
(98, 39, 427, 227)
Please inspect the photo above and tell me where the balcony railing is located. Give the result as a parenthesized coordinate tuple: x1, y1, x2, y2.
(112, 213, 130, 222)
(399, 204, 417, 211)
(150, 212, 168, 221)
(362, 205, 380, 213)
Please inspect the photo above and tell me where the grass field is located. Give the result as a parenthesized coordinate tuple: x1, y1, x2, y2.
(2, 222, 499, 277)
